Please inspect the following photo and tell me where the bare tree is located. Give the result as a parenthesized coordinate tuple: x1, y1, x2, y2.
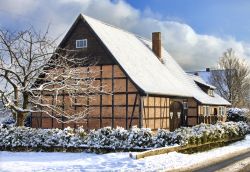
(0, 28, 105, 126)
(210, 48, 250, 108)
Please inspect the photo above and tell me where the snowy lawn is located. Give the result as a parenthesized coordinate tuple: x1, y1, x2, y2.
(0, 135, 250, 172)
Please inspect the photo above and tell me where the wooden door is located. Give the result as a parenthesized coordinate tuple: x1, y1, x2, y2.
(169, 101, 183, 131)
(213, 108, 218, 124)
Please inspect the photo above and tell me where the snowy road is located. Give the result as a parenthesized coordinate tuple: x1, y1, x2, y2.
(194, 150, 250, 172)
(0, 135, 249, 172)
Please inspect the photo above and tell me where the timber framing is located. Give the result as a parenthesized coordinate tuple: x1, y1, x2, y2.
(31, 14, 230, 131)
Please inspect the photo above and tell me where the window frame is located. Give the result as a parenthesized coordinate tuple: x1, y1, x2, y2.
(208, 89, 214, 96)
(76, 39, 88, 49)
(206, 106, 210, 116)
(203, 105, 210, 116)
(183, 102, 188, 109)
(219, 106, 225, 116)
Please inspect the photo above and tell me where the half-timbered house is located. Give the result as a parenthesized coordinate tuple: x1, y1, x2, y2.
(31, 14, 231, 131)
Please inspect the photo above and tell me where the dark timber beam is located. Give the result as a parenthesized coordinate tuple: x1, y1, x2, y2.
(100, 65, 103, 128)
(126, 76, 128, 129)
(62, 83, 65, 129)
(52, 86, 54, 128)
(143, 99, 147, 128)
(129, 94, 138, 128)
(111, 65, 114, 128)
(154, 97, 156, 129)
(139, 97, 143, 128)
(86, 67, 90, 130)
(160, 99, 163, 128)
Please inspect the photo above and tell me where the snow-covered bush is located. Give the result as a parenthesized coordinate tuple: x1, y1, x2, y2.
(0, 121, 248, 151)
(85, 126, 152, 149)
(227, 108, 249, 122)
(153, 122, 249, 147)
(170, 127, 192, 145)
(0, 109, 15, 126)
(0, 110, 32, 127)
(0, 126, 87, 148)
(86, 127, 122, 148)
(152, 129, 172, 147)
(127, 127, 152, 148)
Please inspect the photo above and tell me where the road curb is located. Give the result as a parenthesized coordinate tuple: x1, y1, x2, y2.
(130, 136, 244, 159)
(215, 157, 250, 172)
(165, 147, 250, 172)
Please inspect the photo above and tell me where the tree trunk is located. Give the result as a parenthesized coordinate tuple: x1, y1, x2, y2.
(16, 92, 29, 127)
(17, 113, 25, 126)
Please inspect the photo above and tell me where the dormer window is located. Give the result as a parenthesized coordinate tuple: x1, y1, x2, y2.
(76, 39, 87, 48)
(208, 89, 214, 96)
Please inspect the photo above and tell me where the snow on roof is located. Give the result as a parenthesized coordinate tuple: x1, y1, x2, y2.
(82, 14, 191, 97)
(188, 74, 216, 89)
(187, 70, 212, 84)
(197, 71, 211, 83)
(136, 37, 230, 105)
(81, 14, 230, 105)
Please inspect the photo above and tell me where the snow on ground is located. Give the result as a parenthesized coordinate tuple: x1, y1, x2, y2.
(0, 135, 250, 172)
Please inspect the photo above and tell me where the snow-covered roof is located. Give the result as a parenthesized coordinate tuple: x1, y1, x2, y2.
(80, 14, 231, 105)
(82, 14, 191, 97)
(134, 36, 230, 105)
(188, 74, 216, 89)
(187, 70, 211, 84)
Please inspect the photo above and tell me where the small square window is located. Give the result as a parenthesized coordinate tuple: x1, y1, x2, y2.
(76, 39, 87, 48)
(183, 102, 188, 109)
(208, 89, 214, 96)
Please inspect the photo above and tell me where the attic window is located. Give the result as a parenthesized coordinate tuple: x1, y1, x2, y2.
(208, 89, 214, 96)
(76, 39, 87, 48)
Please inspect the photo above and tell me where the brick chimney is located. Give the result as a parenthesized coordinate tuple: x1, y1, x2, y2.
(152, 32, 162, 59)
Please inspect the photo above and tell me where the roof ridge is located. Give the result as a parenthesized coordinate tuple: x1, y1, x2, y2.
(81, 13, 152, 42)
(187, 69, 226, 73)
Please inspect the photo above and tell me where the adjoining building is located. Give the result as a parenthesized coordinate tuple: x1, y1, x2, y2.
(31, 14, 231, 131)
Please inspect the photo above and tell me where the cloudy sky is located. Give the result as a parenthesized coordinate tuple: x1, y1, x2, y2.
(0, 0, 250, 71)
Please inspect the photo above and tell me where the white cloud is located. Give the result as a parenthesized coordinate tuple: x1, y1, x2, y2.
(0, 0, 37, 15)
(0, 0, 249, 70)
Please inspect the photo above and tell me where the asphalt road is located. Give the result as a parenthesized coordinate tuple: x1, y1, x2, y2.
(194, 150, 250, 172)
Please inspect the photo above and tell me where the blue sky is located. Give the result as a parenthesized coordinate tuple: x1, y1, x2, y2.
(126, 0, 250, 42)
(0, 0, 249, 70)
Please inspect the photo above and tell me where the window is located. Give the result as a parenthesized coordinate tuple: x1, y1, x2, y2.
(203, 106, 210, 116)
(208, 89, 214, 96)
(183, 102, 188, 109)
(219, 106, 225, 116)
(206, 106, 210, 116)
(76, 39, 87, 48)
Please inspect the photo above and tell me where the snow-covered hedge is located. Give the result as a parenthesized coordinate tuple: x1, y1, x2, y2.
(0, 121, 249, 151)
(86, 126, 152, 149)
(153, 121, 249, 147)
(0, 126, 87, 148)
(0, 111, 31, 127)
(227, 108, 249, 122)
(0, 109, 15, 126)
